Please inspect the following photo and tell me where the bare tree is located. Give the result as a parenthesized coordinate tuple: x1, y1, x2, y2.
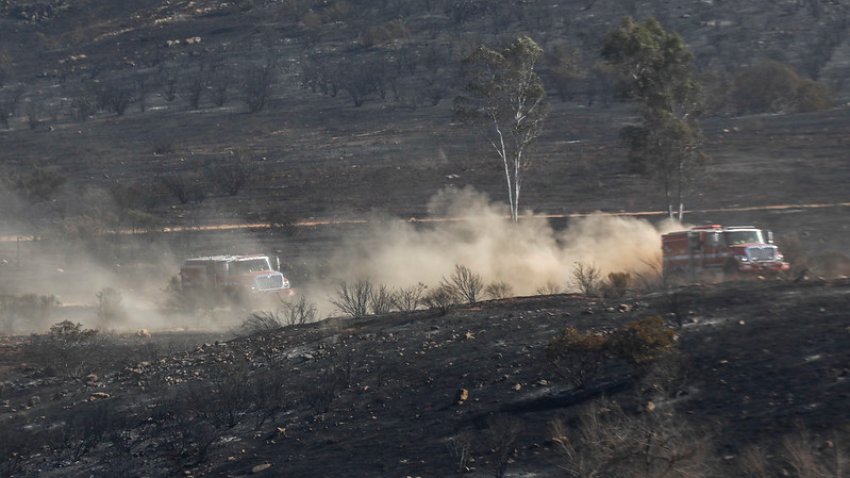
(454, 35, 549, 222)
(571, 262, 601, 297)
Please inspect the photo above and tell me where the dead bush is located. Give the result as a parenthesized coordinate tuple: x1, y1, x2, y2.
(738, 429, 848, 478)
(421, 283, 458, 315)
(536, 281, 563, 295)
(238, 311, 283, 335)
(550, 398, 711, 478)
(485, 281, 514, 300)
(159, 172, 206, 204)
(246, 367, 290, 428)
(442, 264, 484, 304)
(25, 320, 102, 377)
(64, 401, 126, 460)
(546, 327, 610, 388)
(485, 415, 523, 478)
(604, 271, 631, 298)
(447, 431, 474, 474)
(204, 156, 253, 196)
(546, 317, 678, 387)
(368, 284, 395, 314)
(609, 315, 678, 369)
(278, 295, 317, 326)
(331, 280, 372, 317)
(572, 262, 601, 296)
(391, 283, 426, 312)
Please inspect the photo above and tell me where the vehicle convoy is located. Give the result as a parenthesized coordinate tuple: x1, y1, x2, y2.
(179, 254, 292, 304)
(662, 225, 790, 278)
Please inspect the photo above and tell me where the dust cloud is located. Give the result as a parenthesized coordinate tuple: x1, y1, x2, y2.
(321, 187, 680, 297)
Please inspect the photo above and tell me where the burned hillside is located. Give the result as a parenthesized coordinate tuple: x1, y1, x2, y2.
(1, 278, 848, 477)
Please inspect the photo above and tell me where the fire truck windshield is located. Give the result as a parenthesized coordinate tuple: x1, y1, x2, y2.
(724, 230, 764, 245)
(232, 259, 270, 273)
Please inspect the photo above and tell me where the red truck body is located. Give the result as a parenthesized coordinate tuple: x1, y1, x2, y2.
(662, 225, 790, 277)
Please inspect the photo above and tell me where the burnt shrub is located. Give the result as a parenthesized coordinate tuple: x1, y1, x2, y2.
(604, 271, 631, 298)
(421, 283, 458, 315)
(391, 283, 426, 312)
(24, 320, 102, 377)
(549, 398, 711, 478)
(546, 317, 678, 387)
(546, 327, 610, 388)
(441, 264, 484, 304)
(608, 316, 678, 369)
(238, 311, 283, 335)
(572, 262, 601, 297)
(331, 280, 372, 317)
(485, 281, 514, 300)
(159, 172, 206, 204)
(204, 155, 253, 196)
(368, 284, 395, 314)
(279, 295, 317, 326)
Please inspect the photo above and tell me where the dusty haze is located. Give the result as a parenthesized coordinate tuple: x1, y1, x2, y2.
(318, 187, 680, 302)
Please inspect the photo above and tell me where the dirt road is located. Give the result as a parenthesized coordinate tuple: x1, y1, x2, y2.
(2, 200, 848, 243)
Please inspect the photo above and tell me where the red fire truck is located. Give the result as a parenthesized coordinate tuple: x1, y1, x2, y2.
(662, 225, 790, 278)
(179, 254, 293, 305)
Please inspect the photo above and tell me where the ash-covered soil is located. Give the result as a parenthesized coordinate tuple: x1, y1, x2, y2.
(1, 278, 848, 477)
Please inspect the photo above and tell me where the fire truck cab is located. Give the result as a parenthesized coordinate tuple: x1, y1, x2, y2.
(662, 225, 790, 278)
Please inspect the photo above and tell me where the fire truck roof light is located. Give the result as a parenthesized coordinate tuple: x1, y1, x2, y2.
(692, 224, 722, 230)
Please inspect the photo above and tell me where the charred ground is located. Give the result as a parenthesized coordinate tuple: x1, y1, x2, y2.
(1, 0, 849, 476)
(1, 278, 849, 477)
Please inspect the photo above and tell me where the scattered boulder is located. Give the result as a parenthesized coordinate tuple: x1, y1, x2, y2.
(455, 388, 469, 405)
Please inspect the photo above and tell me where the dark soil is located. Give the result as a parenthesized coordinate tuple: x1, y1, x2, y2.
(1, 279, 848, 476)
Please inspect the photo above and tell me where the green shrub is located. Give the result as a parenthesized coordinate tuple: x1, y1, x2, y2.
(729, 60, 832, 114)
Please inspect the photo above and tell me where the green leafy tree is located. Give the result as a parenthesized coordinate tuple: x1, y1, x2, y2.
(602, 17, 706, 220)
(454, 35, 549, 223)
